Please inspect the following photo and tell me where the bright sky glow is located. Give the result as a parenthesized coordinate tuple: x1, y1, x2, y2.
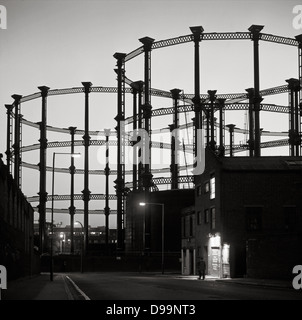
(0, 0, 301, 227)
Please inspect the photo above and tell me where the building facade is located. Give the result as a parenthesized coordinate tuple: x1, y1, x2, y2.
(0, 154, 38, 280)
(192, 149, 302, 280)
(125, 189, 194, 271)
(181, 205, 196, 275)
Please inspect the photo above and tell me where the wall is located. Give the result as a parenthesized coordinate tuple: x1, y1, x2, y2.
(194, 150, 302, 279)
(0, 155, 39, 280)
(222, 161, 302, 279)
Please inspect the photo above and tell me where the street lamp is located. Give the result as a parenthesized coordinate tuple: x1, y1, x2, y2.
(59, 232, 65, 253)
(139, 202, 165, 274)
(50, 152, 81, 281)
(75, 221, 84, 273)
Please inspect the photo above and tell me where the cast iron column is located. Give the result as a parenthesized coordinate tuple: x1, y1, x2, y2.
(190, 26, 204, 171)
(130, 82, 139, 191)
(139, 36, 154, 193)
(248, 25, 264, 157)
(69, 126, 76, 254)
(139, 37, 154, 252)
(137, 81, 144, 191)
(208, 90, 217, 151)
(170, 88, 181, 189)
(82, 81, 92, 255)
(12, 94, 22, 187)
(286, 78, 301, 156)
(296, 35, 302, 156)
(226, 124, 236, 157)
(5, 104, 13, 173)
(104, 129, 111, 254)
(114, 52, 126, 253)
(246, 88, 255, 157)
(217, 98, 226, 156)
(37, 86, 49, 254)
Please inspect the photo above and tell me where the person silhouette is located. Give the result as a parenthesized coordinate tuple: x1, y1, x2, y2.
(197, 257, 206, 280)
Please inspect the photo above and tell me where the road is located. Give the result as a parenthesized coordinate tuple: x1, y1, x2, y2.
(65, 272, 302, 301)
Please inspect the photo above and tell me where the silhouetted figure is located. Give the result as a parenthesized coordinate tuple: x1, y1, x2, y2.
(197, 257, 206, 280)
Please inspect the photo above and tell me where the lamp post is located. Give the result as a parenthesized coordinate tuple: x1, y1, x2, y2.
(75, 221, 84, 273)
(59, 232, 65, 253)
(139, 202, 165, 274)
(50, 152, 80, 281)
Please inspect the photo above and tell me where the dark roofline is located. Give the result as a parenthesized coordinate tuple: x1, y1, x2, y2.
(221, 156, 302, 172)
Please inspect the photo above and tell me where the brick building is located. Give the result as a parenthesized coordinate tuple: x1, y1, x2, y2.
(192, 149, 302, 280)
(0, 154, 38, 280)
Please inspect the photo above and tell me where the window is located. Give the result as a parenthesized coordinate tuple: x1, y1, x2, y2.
(197, 185, 202, 196)
(210, 207, 216, 230)
(204, 209, 209, 224)
(197, 211, 202, 225)
(284, 206, 297, 231)
(246, 207, 262, 232)
(204, 182, 210, 193)
(210, 174, 215, 199)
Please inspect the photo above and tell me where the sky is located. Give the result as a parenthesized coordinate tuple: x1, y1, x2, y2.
(0, 0, 301, 228)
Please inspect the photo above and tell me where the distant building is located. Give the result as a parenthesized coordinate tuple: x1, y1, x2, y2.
(125, 189, 194, 271)
(191, 149, 302, 280)
(34, 223, 117, 255)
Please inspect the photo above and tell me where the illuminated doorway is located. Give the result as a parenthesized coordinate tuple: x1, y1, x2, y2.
(208, 233, 221, 278)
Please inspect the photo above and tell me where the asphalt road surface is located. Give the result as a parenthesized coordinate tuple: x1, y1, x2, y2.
(65, 272, 302, 300)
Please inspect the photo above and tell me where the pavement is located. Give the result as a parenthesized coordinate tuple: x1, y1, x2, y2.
(0, 272, 294, 300)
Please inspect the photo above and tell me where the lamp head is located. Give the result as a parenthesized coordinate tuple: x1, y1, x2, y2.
(71, 153, 81, 158)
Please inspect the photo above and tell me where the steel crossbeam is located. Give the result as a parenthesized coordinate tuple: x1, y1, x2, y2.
(27, 193, 118, 203)
(151, 35, 193, 50)
(125, 102, 289, 125)
(40, 208, 118, 215)
(223, 103, 289, 113)
(123, 31, 297, 64)
(124, 46, 144, 62)
(48, 87, 84, 96)
(125, 175, 194, 189)
(226, 138, 290, 154)
(260, 33, 299, 47)
(15, 84, 291, 113)
(259, 85, 289, 96)
(20, 160, 190, 176)
(258, 138, 289, 149)
(19, 92, 41, 103)
(203, 32, 251, 41)
(152, 175, 193, 185)
(19, 138, 174, 155)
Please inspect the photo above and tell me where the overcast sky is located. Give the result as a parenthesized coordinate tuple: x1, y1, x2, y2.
(0, 0, 301, 228)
